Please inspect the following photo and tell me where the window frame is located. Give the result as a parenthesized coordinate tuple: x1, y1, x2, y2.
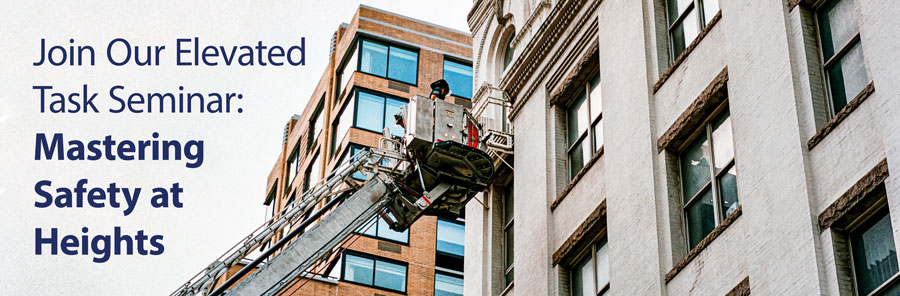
(570, 236, 609, 296)
(265, 183, 277, 220)
(331, 95, 354, 158)
(434, 270, 464, 296)
(812, 0, 866, 117)
(436, 218, 466, 259)
(303, 151, 320, 192)
(309, 97, 325, 151)
(502, 184, 515, 288)
(442, 57, 474, 99)
(665, 0, 718, 63)
(351, 88, 409, 136)
(677, 102, 736, 251)
(565, 71, 603, 180)
(356, 214, 411, 245)
(336, 143, 368, 181)
(340, 250, 409, 293)
(286, 143, 300, 191)
(841, 201, 900, 295)
(353, 37, 420, 86)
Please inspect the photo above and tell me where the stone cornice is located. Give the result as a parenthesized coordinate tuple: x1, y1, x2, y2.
(506, 0, 600, 120)
(468, 0, 492, 34)
(501, 0, 581, 117)
(510, 0, 551, 49)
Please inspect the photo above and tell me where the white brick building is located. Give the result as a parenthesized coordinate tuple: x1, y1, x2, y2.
(464, 0, 900, 295)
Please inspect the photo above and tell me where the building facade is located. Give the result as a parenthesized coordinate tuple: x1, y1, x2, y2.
(258, 5, 473, 296)
(465, 0, 900, 295)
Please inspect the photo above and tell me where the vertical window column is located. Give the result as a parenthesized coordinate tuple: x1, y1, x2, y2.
(566, 73, 603, 179)
(666, 0, 719, 60)
(503, 184, 515, 287)
(849, 208, 899, 295)
(571, 238, 610, 296)
(679, 108, 737, 250)
(816, 0, 868, 116)
(286, 144, 300, 189)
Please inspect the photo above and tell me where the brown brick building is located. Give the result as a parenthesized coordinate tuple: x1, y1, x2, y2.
(257, 5, 473, 296)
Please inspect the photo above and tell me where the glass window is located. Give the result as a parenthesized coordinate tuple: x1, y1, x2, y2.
(347, 145, 369, 181)
(679, 109, 738, 250)
(503, 184, 515, 286)
(573, 255, 595, 296)
(337, 144, 391, 181)
(309, 99, 324, 150)
(595, 242, 610, 295)
(435, 272, 464, 296)
(356, 39, 419, 85)
(287, 145, 300, 188)
(666, 0, 719, 61)
(571, 239, 609, 296)
(357, 213, 409, 244)
(266, 185, 277, 219)
(502, 34, 515, 71)
(360, 40, 388, 77)
(384, 98, 407, 137)
(331, 98, 354, 157)
(377, 214, 408, 243)
(353, 89, 408, 137)
(344, 254, 375, 285)
(443, 59, 473, 99)
(341, 253, 407, 293)
(387, 46, 418, 85)
(437, 219, 465, 257)
(338, 43, 359, 97)
(304, 152, 320, 191)
(850, 209, 899, 295)
(374, 260, 407, 292)
(357, 91, 385, 133)
(566, 73, 603, 179)
(817, 0, 868, 116)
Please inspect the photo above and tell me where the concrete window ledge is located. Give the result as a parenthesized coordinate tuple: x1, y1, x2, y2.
(665, 206, 742, 283)
(551, 147, 604, 211)
(806, 82, 875, 150)
(653, 11, 723, 93)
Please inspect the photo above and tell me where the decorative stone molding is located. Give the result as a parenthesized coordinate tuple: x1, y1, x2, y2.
(548, 44, 600, 107)
(653, 11, 722, 93)
(725, 277, 751, 296)
(552, 199, 607, 266)
(789, 0, 826, 10)
(657, 67, 729, 153)
(499, 0, 585, 117)
(508, 0, 601, 120)
(665, 206, 742, 282)
(807, 82, 875, 150)
(818, 158, 889, 232)
(510, 0, 551, 49)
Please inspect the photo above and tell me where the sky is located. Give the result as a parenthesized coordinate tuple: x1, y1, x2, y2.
(0, 1, 472, 294)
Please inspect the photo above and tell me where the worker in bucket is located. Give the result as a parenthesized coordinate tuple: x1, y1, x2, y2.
(429, 79, 451, 101)
(395, 79, 451, 130)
